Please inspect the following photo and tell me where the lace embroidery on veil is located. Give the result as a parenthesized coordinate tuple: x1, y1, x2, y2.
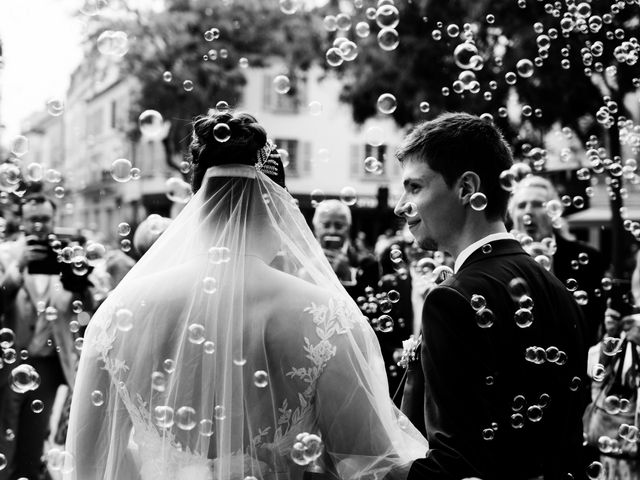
(89, 296, 359, 478)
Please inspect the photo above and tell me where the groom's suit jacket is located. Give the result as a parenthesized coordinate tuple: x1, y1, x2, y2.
(404, 239, 588, 480)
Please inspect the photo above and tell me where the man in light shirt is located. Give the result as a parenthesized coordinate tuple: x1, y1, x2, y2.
(0, 192, 95, 480)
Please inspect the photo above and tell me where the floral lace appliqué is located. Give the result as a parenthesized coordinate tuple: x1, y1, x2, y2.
(269, 297, 358, 444)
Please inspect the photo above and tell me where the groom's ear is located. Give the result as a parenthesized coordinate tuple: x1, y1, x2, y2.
(457, 171, 481, 206)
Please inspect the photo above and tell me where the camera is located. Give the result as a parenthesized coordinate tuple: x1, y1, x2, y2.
(26, 238, 60, 275)
(26, 229, 77, 275)
(321, 235, 344, 250)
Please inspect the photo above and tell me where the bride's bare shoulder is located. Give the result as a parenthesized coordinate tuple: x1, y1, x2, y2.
(246, 263, 334, 317)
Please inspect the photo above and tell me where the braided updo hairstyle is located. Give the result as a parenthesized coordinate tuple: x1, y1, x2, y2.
(189, 111, 267, 193)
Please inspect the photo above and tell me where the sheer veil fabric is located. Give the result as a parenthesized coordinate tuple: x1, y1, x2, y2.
(65, 164, 428, 480)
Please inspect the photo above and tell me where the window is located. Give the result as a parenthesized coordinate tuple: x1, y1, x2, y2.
(274, 138, 299, 175)
(88, 107, 105, 137)
(262, 74, 306, 113)
(350, 144, 388, 179)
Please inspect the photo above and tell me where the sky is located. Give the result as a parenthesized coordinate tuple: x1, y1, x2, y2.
(0, 0, 84, 139)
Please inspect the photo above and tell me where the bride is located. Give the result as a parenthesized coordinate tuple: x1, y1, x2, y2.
(64, 111, 428, 480)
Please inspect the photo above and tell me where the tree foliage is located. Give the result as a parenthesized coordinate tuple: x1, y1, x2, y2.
(330, 0, 638, 144)
(81, 0, 325, 167)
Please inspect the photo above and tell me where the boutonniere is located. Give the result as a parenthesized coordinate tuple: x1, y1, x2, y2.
(398, 334, 422, 368)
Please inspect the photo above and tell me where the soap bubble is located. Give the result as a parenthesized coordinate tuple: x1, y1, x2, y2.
(214, 405, 226, 420)
(310, 189, 326, 207)
(199, 419, 214, 436)
(356, 21, 370, 38)
(516, 59, 535, 78)
(138, 110, 164, 140)
(31, 399, 44, 413)
(377, 93, 397, 114)
(515, 308, 533, 328)
(11, 136, 29, 157)
(115, 308, 134, 332)
(446, 24, 460, 38)
(10, 364, 40, 394)
(91, 390, 104, 406)
(175, 406, 197, 430)
(336, 13, 352, 30)
(279, 0, 299, 15)
(0, 328, 15, 349)
(339, 186, 357, 206)
(308, 101, 323, 116)
(254, 370, 269, 388)
(110, 158, 132, 183)
(326, 48, 344, 67)
(470, 294, 487, 311)
(187, 323, 206, 344)
(377, 28, 399, 51)
(375, 5, 399, 29)
(117, 222, 131, 236)
(153, 405, 174, 428)
(339, 41, 358, 61)
(475, 308, 495, 328)
(26, 163, 44, 182)
(273, 75, 291, 94)
(47, 97, 65, 117)
(453, 42, 479, 69)
(213, 123, 231, 142)
(0, 164, 21, 193)
(365, 126, 384, 147)
(364, 157, 382, 173)
(469, 192, 488, 211)
(202, 277, 218, 294)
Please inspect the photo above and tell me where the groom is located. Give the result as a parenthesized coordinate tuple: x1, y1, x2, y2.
(395, 113, 588, 479)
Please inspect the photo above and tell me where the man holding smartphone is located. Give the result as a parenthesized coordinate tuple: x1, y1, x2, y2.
(0, 192, 94, 480)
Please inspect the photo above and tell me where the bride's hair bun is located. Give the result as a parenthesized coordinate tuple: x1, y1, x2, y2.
(189, 111, 267, 169)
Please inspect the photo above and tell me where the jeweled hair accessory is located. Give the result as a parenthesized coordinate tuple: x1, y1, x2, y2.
(256, 140, 286, 189)
(255, 140, 276, 171)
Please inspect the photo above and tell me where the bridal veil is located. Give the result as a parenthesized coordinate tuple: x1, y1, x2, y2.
(64, 112, 427, 480)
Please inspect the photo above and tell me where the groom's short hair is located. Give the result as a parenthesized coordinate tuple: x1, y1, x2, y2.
(396, 112, 513, 221)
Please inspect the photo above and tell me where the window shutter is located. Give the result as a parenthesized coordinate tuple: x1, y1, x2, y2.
(299, 141, 312, 177)
(350, 144, 362, 178)
(262, 73, 272, 111)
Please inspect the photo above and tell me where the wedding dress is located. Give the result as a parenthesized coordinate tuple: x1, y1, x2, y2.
(64, 163, 428, 480)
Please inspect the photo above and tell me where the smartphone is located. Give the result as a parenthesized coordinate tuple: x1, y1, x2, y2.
(26, 238, 61, 275)
(321, 235, 344, 250)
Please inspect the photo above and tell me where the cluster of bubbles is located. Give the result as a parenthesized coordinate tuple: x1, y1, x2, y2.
(357, 286, 400, 333)
(508, 393, 549, 431)
(97, 30, 129, 57)
(290, 432, 324, 466)
(323, 3, 401, 68)
(524, 345, 568, 365)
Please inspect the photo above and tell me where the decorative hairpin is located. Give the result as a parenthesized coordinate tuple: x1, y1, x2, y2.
(255, 139, 276, 172)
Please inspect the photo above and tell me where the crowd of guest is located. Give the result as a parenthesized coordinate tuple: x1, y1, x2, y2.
(0, 166, 637, 478)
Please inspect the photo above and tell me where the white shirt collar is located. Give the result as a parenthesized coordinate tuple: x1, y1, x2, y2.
(453, 232, 515, 273)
